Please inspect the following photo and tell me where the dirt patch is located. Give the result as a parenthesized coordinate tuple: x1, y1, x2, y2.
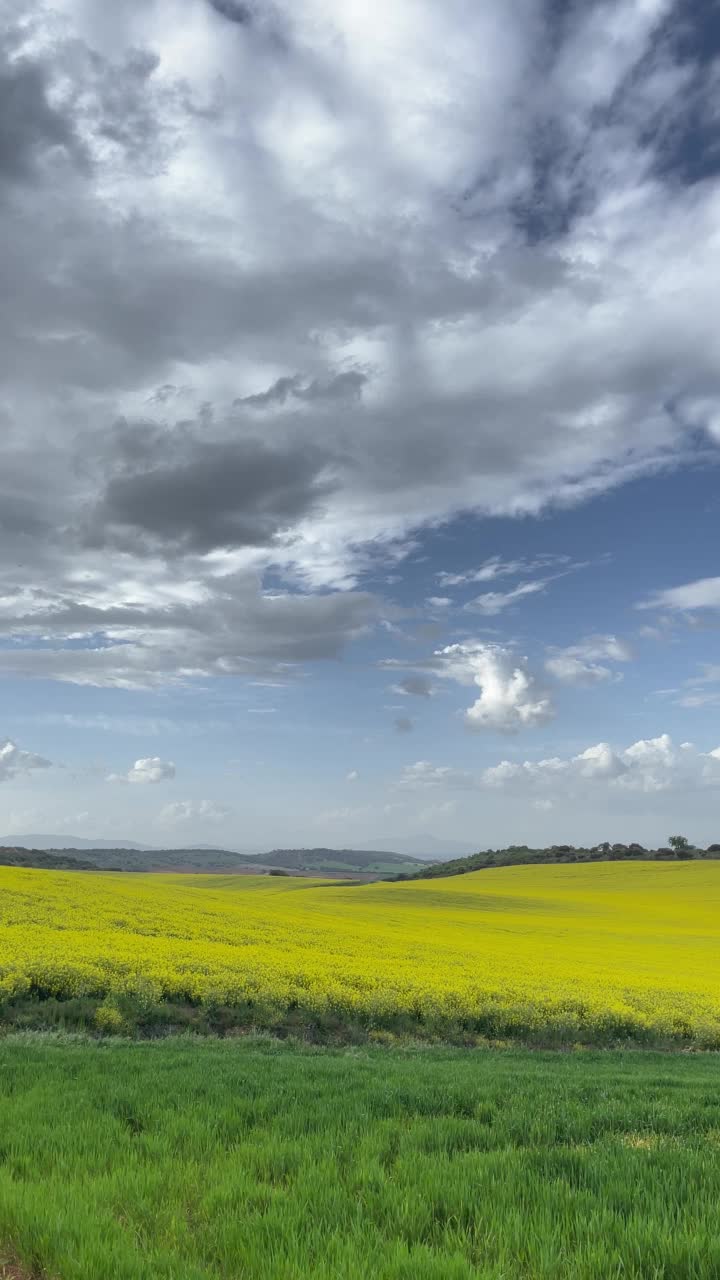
(0, 1261, 35, 1280)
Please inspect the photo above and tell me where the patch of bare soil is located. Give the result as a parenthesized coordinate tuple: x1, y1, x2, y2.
(0, 1253, 50, 1280)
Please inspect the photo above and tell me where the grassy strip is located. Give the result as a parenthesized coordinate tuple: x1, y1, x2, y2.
(0, 992, 713, 1049)
(1, 1035, 720, 1278)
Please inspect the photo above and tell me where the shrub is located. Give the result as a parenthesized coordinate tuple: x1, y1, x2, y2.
(95, 1001, 126, 1035)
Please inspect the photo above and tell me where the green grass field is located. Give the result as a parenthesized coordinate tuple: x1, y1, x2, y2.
(1, 1036, 719, 1279)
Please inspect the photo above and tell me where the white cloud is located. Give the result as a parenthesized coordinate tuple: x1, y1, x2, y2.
(398, 760, 474, 789)
(482, 755, 569, 786)
(130, 757, 176, 784)
(107, 757, 176, 784)
(639, 577, 720, 612)
(438, 555, 570, 588)
(346, 769, 359, 781)
(0, 739, 52, 784)
(572, 635, 633, 663)
(157, 799, 230, 827)
(464, 579, 548, 615)
(435, 643, 554, 731)
(574, 742, 627, 779)
(545, 656, 614, 684)
(545, 634, 632, 684)
(480, 734, 720, 796)
(393, 732, 720, 806)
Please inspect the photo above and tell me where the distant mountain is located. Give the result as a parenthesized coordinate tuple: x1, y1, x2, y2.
(0, 834, 157, 851)
(364, 835, 479, 860)
(0, 835, 262, 855)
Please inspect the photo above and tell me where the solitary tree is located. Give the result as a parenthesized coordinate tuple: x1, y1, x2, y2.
(668, 835, 694, 859)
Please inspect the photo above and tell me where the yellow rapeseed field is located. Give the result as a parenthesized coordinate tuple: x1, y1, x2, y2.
(1, 861, 719, 1042)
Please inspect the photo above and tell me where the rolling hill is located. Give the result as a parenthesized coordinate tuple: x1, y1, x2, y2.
(0, 860, 718, 1045)
(0, 843, 423, 877)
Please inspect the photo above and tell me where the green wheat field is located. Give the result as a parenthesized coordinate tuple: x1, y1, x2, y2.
(1, 1036, 720, 1279)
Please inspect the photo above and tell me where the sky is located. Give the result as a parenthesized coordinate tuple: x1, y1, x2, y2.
(1, 0, 720, 852)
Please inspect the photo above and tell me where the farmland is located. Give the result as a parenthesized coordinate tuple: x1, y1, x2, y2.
(1, 1036, 719, 1279)
(1, 861, 719, 1045)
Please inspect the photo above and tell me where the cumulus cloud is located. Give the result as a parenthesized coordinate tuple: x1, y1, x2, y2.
(435, 643, 554, 731)
(0, 739, 52, 783)
(481, 734, 720, 795)
(108, 757, 176, 784)
(345, 769, 359, 781)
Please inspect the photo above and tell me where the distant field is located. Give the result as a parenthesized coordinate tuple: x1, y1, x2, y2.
(1, 862, 720, 1044)
(1, 1037, 719, 1279)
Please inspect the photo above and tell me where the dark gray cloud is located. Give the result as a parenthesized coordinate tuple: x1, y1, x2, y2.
(0, 52, 78, 181)
(394, 717, 414, 734)
(0, 581, 381, 687)
(93, 436, 336, 553)
(393, 676, 434, 698)
(236, 370, 367, 409)
(208, 0, 254, 24)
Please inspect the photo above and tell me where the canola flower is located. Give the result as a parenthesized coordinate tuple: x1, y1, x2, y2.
(1, 861, 719, 1043)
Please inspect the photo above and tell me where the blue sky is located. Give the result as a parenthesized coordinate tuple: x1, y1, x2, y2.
(1, 0, 720, 851)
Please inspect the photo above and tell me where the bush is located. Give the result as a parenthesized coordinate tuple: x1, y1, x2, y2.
(95, 1001, 126, 1035)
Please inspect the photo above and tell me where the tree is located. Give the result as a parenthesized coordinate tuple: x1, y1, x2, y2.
(668, 835, 694, 859)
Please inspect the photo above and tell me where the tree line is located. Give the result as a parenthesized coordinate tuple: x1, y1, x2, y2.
(390, 835, 715, 881)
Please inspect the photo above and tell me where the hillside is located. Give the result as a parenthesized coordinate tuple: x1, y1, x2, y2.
(0, 844, 422, 877)
(261, 847, 423, 874)
(395, 841, 716, 880)
(0, 846, 96, 871)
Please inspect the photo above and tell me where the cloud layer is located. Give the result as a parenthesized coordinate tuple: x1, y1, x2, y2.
(0, 0, 718, 686)
(403, 734, 720, 797)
